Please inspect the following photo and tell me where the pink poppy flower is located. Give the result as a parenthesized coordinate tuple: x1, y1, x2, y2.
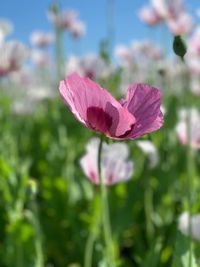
(80, 138, 134, 185)
(59, 73, 164, 139)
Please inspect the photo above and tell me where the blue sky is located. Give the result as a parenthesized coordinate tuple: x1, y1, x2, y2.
(1, 0, 200, 56)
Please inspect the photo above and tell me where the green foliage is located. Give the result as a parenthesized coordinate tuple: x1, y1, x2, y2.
(0, 85, 200, 267)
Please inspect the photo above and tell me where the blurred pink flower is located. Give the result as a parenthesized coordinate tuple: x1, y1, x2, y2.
(65, 54, 111, 80)
(80, 138, 134, 185)
(190, 75, 200, 96)
(151, 0, 184, 19)
(30, 31, 54, 47)
(188, 27, 200, 55)
(176, 108, 200, 149)
(69, 20, 86, 38)
(114, 45, 132, 64)
(138, 5, 162, 26)
(59, 73, 164, 139)
(48, 9, 78, 30)
(31, 50, 51, 67)
(0, 41, 29, 76)
(0, 18, 13, 44)
(167, 12, 193, 35)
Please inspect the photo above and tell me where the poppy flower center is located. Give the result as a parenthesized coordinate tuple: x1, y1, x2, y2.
(86, 106, 113, 134)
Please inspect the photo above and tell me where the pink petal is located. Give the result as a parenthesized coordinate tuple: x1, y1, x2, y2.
(80, 154, 99, 184)
(59, 73, 135, 138)
(121, 83, 164, 138)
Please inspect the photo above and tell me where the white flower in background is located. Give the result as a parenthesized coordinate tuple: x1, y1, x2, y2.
(9, 67, 34, 86)
(12, 100, 36, 115)
(115, 40, 163, 68)
(69, 20, 86, 38)
(80, 138, 134, 185)
(178, 212, 200, 242)
(0, 41, 29, 76)
(66, 54, 112, 80)
(136, 140, 159, 168)
(190, 74, 200, 96)
(176, 108, 200, 149)
(27, 86, 55, 101)
(31, 49, 51, 67)
(130, 40, 163, 61)
(0, 18, 13, 44)
(115, 40, 163, 94)
(30, 31, 54, 47)
(114, 45, 132, 67)
(48, 9, 78, 30)
(138, 5, 162, 26)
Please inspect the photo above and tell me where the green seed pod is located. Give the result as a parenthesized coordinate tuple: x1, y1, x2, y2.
(173, 35, 187, 60)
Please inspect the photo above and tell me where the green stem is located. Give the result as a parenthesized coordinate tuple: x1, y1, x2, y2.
(84, 195, 101, 267)
(186, 109, 193, 267)
(55, 26, 64, 81)
(84, 231, 96, 267)
(28, 200, 44, 267)
(144, 182, 154, 245)
(98, 136, 116, 267)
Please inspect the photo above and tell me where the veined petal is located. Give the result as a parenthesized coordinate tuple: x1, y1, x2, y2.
(59, 73, 135, 138)
(122, 83, 164, 138)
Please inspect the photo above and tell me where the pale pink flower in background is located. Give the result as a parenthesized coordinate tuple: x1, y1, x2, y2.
(31, 50, 51, 67)
(138, 5, 162, 26)
(10, 67, 34, 86)
(80, 138, 134, 185)
(187, 27, 200, 55)
(59, 73, 164, 139)
(185, 29, 200, 74)
(0, 18, 13, 44)
(186, 56, 200, 75)
(114, 45, 132, 66)
(136, 140, 159, 168)
(30, 31, 54, 47)
(66, 54, 112, 80)
(190, 75, 200, 96)
(114, 45, 133, 68)
(176, 108, 200, 149)
(167, 12, 193, 35)
(130, 40, 163, 61)
(115, 40, 163, 69)
(69, 20, 86, 38)
(48, 9, 78, 30)
(65, 55, 83, 76)
(0, 41, 29, 76)
(151, 0, 184, 19)
(178, 212, 200, 242)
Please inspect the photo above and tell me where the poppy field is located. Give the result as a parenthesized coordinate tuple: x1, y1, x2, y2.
(1, 1, 200, 267)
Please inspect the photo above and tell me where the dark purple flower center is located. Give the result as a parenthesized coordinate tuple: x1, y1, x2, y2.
(86, 106, 113, 134)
